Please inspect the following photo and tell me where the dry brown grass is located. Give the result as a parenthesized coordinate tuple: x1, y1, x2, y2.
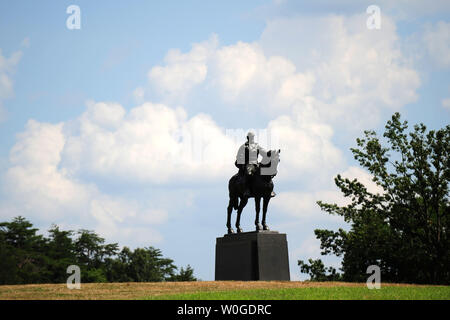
(0, 281, 426, 300)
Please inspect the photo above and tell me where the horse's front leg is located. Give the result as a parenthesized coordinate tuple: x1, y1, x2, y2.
(236, 196, 248, 233)
(254, 197, 262, 231)
(262, 196, 270, 230)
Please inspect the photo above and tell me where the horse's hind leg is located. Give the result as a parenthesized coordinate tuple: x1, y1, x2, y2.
(262, 196, 270, 231)
(254, 197, 262, 231)
(227, 198, 235, 234)
(236, 196, 248, 233)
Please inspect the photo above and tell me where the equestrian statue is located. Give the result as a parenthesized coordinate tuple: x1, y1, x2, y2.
(227, 131, 280, 234)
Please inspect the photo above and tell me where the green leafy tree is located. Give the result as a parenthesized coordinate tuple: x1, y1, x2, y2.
(0, 229, 18, 284)
(298, 259, 342, 281)
(105, 247, 197, 282)
(0, 217, 49, 284)
(127, 247, 177, 282)
(104, 246, 134, 282)
(169, 265, 198, 282)
(302, 113, 449, 284)
(0, 217, 197, 284)
(74, 229, 118, 282)
(45, 225, 77, 283)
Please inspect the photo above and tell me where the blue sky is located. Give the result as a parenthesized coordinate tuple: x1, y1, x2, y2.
(0, 0, 449, 281)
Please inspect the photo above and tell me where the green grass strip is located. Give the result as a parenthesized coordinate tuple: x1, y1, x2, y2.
(143, 286, 450, 300)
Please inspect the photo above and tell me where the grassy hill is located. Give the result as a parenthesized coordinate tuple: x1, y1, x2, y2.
(0, 281, 448, 300)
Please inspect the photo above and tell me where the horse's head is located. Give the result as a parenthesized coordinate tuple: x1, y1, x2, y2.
(260, 149, 281, 176)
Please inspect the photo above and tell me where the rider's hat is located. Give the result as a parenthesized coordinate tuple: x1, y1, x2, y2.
(247, 131, 255, 139)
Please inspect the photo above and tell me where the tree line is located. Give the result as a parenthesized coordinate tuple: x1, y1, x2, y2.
(0, 216, 196, 284)
(299, 113, 449, 284)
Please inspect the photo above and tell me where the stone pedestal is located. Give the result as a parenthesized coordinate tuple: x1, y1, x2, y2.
(215, 230, 290, 281)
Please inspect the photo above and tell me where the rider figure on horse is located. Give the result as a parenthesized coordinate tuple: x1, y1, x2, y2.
(235, 131, 276, 198)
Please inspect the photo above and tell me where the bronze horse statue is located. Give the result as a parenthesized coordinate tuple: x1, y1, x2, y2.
(226, 149, 280, 234)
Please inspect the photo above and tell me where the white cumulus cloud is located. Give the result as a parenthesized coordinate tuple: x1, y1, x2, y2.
(260, 14, 420, 127)
(148, 35, 218, 101)
(62, 101, 237, 184)
(147, 14, 420, 130)
(2, 119, 168, 245)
